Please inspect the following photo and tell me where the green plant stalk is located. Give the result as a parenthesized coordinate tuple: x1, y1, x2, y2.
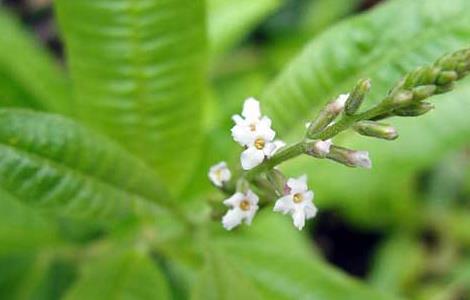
(244, 105, 390, 180)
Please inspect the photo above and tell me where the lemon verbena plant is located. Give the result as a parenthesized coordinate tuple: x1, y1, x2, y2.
(1, 0, 470, 299)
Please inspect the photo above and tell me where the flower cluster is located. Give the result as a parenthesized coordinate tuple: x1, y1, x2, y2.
(207, 49, 470, 233)
(209, 97, 321, 230)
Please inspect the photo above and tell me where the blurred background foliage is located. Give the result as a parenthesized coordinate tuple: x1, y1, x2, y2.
(0, 0, 469, 299)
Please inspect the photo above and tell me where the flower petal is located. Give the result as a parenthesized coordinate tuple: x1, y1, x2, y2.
(242, 97, 261, 121)
(222, 209, 243, 230)
(287, 175, 308, 193)
(292, 209, 306, 230)
(273, 195, 294, 214)
(241, 147, 265, 170)
(231, 124, 254, 146)
(223, 192, 244, 207)
(304, 203, 318, 219)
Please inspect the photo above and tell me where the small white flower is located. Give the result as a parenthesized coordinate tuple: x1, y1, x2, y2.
(240, 137, 284, 170)
(328, 93, 349, 113)
(222, 190, 259, 230)
(208, 161, 231, 187)
(273, 175, 317, 230)
(350, 151, 372, 169)
(231, 97, 275, 147)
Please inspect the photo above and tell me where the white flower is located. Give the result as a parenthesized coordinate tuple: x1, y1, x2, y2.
(240, 138, 285, 170)
(273, 175, 317, 230)
(222, 190, 259, 230)
(329, 93, 349, 113)
(350, 150, 372, 169)
(208, 161, 231, 187)
(231, 97, 275, 147)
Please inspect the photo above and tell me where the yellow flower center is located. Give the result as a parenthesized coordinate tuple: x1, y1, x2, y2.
(215, 168, 223, 179)
(239, 199, 251, 211)
(293, 193, 303, 203)
(254, 138, 265, 150)
(249, 123, 256, 131)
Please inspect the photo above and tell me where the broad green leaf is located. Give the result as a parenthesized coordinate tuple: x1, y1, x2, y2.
(258, 0, 470, 227)
(208, 0, 283, 55)
(196, 213, 396, 300)
(65, 249, 171, 300)
(0, 8, 70, 113)
(0, 109, 170, 221)
(55, 0, 208, 190)
(0, 190, 58, 255)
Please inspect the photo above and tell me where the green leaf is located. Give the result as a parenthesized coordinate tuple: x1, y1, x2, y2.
(65, 249, 171, 300)
(300, 0, 361, 36)
(0, 109, 170, 221)
(55, 0, 208, 190)
(258, 0, 470, 227)
(191, 249, 263, 300)
(0, 190, 59, 255)
(368, 234, 425, 295)
(0, 8, 70, 113)
(195, 214, 396, 300)
(208, 0, 283, 55)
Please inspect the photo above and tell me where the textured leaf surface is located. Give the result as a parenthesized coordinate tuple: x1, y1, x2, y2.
(0, 8, 70, 113)
(258, 0, 470, 226)
(55, 0, 207, 190)
(65, 250, 171, 300)
(0, 109, 169, 220)
(208, 0, 282, 55)
(193, 214, 396, 300)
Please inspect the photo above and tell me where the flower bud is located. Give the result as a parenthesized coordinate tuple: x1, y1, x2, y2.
(436, 71, 458, 85)
(326, 145, 372, 169)
(353, 121, 398, 140)
(305, 139, 332, 158)
(345, 79, 371, 115)
(306, 94, 348, 137)
(266, 169, 287, 197)
(393, 102, 434, 117)
(412, 85, 436, 101)
(386, 90, 414, 107)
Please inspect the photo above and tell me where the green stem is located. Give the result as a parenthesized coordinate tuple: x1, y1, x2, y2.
(245, 105, 388, 180)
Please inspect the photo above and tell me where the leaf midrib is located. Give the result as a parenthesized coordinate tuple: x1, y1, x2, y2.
(0, 143, 160, 209)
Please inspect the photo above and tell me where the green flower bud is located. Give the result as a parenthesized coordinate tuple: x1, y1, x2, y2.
(345, 79, 371, 115)
(326, 145, 372, 169)
(436, 71, 458, 85)
(412, 85, 436, 101)
(386, 90, 414, 107)
(307, 94, 348, 137)
(353, 121, 398, 140)
(394, 102, 434, 117)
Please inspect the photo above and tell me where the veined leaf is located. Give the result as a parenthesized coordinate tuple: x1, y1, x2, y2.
(0, 8, 70, 113)
(0, 109, 170, 221)
(208, 0, 283, 55)
(194, 214, 396, 300)
(65, 249, 171, 300)
(258, 0, 470, 227)
(55, 0, 208, 190)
